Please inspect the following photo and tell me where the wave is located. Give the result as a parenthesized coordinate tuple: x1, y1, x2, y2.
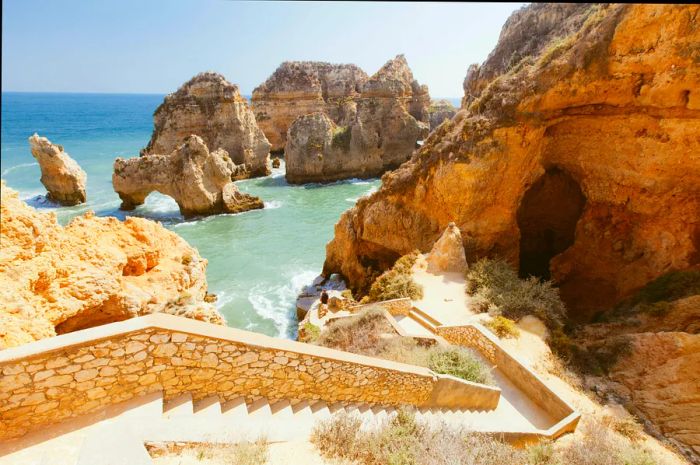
(248, 269, 318, 338)
(2, 162, 38, 176)
(264, 200, 283, 209)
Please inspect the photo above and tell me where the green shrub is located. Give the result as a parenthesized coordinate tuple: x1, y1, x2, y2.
(311, 412, 664, 465)
(626, 270, 700, 306)
(427, 347, 494, 385)
(313, 310, 494, 385)
(299, 321, 321, 343)
(367, 251, 424, 302)
(467, 258, 566, 330)
(484, 316, 520, 339)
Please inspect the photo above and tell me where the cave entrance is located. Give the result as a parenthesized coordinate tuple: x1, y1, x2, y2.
(517, 167, 585, 280)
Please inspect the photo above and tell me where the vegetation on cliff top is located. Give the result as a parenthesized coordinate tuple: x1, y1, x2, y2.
(365, 251, 424, 303)
(466, 258, 566, 330)
(313, 309, 493, 385)
(311, 411, 661, 465)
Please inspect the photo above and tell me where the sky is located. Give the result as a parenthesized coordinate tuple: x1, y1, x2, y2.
(2, 1, 525, 98)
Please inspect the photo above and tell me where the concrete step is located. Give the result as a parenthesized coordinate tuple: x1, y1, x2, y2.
(411, 307, 442, 327)
(247, 398, 272, 418)
(77, 423, 151, 465)
(221, 396, 247, 419)
(162, 392, 193, 418)
(193, 395, 222, 417)
(408, 309, 438, 333)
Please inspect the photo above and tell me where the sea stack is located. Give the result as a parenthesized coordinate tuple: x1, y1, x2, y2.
(284, 55, 430, 184)
(28, 134, 87, 206)
(114, 135, 264, 218)
(251, 61, 369, 152)
(143, 72, 272, 178)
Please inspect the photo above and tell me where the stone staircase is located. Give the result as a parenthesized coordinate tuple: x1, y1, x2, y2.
(0, 389, 504, 465)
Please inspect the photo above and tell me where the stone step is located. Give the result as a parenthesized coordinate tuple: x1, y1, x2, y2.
(408, 309, 438, 333)
(193, 395, 222, 417)
(162, 392, 193, 418)
(221, 396, 248, 419)
(77, 423, 151, 465)
(411, 306, 442, 327)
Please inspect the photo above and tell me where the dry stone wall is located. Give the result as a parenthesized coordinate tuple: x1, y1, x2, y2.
(436, 323, 574, 420)
(0, 315, 497, 441)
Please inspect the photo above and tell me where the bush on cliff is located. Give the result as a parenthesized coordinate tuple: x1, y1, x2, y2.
(366, 251, 424, 302)
(466, 258, 566, 330)
(607, 269, 700, 319)
(314, 309, 494, 385)
(311, 413, 662, 465)
(484, 315, 520, 339)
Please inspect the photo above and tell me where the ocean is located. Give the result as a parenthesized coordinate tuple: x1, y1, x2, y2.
(1, 92, 388, 338)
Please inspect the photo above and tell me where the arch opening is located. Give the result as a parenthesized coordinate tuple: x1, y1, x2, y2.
(517, 167, 586, 280)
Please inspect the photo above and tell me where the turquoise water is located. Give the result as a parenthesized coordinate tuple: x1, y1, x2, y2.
(1, 92, 380, 338)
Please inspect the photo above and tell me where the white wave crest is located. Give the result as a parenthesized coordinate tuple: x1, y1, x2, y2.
(264, 200, 283, 209)
(2, 162, 38, 176)
(248, 269, 318, 338)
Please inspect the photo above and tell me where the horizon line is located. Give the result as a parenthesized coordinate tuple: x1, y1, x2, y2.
(1, 90, 464, 99)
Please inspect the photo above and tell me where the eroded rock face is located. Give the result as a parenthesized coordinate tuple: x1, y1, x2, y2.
(114, 135, 263, 218)
(0, 182, 224, 349)
(324, 4, 700, 319)
(284, 55, 430, 184)
(428, 100, 457, 130)
(579, 294, 700, 460)
(251, 61, 369, 151)
(143, 72, 271, 178)
(29, 134, 87, 206)
(426, 223, 468, 274)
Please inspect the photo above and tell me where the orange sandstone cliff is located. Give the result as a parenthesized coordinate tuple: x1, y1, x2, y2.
(0, 182, 224, 349)
(324, 4, 700, 320)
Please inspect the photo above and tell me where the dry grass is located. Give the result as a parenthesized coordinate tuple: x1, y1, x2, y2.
(466, 258, 566, 330)
(367, 251, 424, 302)
(484, 316, 521, 339)
(149, 439, 269, 465)
(313, 309, 494, 385)
(311, 413, 664, 465)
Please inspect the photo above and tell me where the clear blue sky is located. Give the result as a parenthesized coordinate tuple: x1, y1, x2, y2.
(2, 1, 524, 97)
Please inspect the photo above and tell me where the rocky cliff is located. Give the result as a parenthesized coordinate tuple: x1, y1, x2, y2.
(251, 61, 369, 152)
(577, 287, 700, 461)
(427, 100, 457, 130)
(114, 135, 263, 218)
(143, 72, 271, 178)
(29, 134, 87, 206)
(325, 4, 700, 320)
(284, 55, 430, 184)
(0, 182, 224, 349)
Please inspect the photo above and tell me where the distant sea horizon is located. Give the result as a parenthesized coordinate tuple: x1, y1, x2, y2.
(1, 91, 463, 109)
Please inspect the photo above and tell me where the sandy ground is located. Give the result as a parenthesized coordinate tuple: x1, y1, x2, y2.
(411, 255, 474, 325)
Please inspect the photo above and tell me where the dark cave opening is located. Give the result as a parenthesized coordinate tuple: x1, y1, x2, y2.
(517, 167, 586, 280)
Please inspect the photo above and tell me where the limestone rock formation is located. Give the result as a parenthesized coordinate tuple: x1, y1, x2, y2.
(0, 181, 224, 349)
(251, 61, 369, 151)
(324, 4, 700, 320)
(428, 100, 457, 130)
(28, 134, 87, 206)
(284, 55, 430, 184)
(578, 293, 700, 460)
(426, 223, 468, 274)
(114, 135, 263, 218)
(143, 72, 271, 178)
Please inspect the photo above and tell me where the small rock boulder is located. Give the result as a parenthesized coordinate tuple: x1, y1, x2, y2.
(29, 134, 87, 206)
(426, 223, 468, 274)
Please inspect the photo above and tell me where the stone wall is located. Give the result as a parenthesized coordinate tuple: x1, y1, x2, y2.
(436, 323, 574, 420)
(348, 298, 412, 316)
(0, 314, 498, 441)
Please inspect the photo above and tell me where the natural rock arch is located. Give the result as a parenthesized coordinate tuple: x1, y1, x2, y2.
(516, 167, 586, 280)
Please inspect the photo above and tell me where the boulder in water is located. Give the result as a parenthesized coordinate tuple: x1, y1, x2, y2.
(29, 134, 87, 206)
